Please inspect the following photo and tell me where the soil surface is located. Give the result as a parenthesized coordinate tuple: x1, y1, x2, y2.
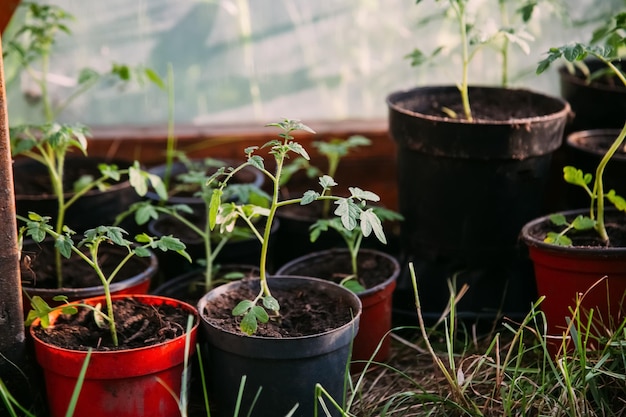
(202, 278, 355, 338)
(32, 297, 192, 351)
(20, 241, 150, 289)
(529, 214, 626, 248)
(397, 88, 563, 121)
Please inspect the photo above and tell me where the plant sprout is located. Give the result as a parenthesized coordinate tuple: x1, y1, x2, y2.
(310, 206, 403, 293)
(208, 119, 387, 335)
(407, 0, 543, 121)
(22, 212, 190, 346)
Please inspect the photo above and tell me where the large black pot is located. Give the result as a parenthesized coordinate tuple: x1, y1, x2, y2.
(197, 276, 361, 417)
(387, 86, 570, 323)
(13, 156, 140, 232)
(559, 61, 626, 132)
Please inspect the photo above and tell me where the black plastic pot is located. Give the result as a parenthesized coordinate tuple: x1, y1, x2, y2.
(562, 129, 626, 209)
(13, 156, 140, 232)
(387, 86, 570, 323)
(559, 61, 626, 132)
(197, 276, 361, 417)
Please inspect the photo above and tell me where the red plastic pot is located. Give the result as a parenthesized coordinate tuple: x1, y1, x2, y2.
(276, 248, 400, 367)
(521, 209, 626, 339)
(30, 294, 199, 417)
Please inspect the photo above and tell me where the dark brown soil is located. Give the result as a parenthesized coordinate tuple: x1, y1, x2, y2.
(202, 279, 355, 338)
(399, 87, 563, 121)
(32, 297, 193, 351)
(529, 213, 626, 248)
(20, 241, 150, 289)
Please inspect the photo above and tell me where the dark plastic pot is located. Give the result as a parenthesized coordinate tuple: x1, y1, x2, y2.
(30, 294, 199, 417)
(21, 240, 157, 317)
(559, 61, 626, 132)
(562, 129, 626, 209)
(387, 86, 570, 323)
(197, 276, 361, 417)
(521, 209, 626, 340)
(13, 156, 140, 233)
(276, 248, 399, 367)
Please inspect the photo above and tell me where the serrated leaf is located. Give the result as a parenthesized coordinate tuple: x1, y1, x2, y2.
(571, 215, 595, 231)
(563, 166, 592, 186)
(133, 246, 151, 257)
(334, 199, 360, 230)
(319, 175, 337, 189)
(55, 235, 73, 258)
(248, 155, 264, 171)
(349, 187, 380, 202)
(607, 190, 626, 211)
(301, 190, 320, 205)
(262, 295, 280, 312)
(361, 209, 386, 244)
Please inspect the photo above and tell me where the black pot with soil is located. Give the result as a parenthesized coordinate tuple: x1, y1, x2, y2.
(13, 156, 140, 233)
(387, 85, 570, 325)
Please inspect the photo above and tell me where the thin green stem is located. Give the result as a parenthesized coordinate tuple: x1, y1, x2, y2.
(452, 0, 472, 121)
(163, 63, 176, 192)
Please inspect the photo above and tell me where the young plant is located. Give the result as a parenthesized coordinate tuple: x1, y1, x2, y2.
(407, 0, 543, 121)
(209, 119, 387, 335)
(117, 162, 267, 293)
(22, 212, 190, 347)
(11, 123, 167, 287)
(309, 206, 403, 292)
(537, 15, 626, 246)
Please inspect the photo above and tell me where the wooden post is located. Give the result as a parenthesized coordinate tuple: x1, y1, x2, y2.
(0, 1, 21, 34)
(0, 33, 29, 406)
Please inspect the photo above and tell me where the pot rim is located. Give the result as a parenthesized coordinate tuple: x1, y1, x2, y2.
(29, 294, 199, 354)
(13, 156, 135, 200)
(566, 129, 626, 161)
(520, 208, 626, 255)
(197, 275, 362, 342)
(386, 85, 571, 125)
(275, 247, 399, 297)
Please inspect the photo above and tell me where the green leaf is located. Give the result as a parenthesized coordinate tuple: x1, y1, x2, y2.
(319, 175, 337, 189)
(288, 142, 310, 160)
(607, 190, 626, 211)
(251, 305, 269, 323)
(133, 246, 151, 257)
(360, 209, 386, 244)
(334, 199, 360, 231)
(240, 311, 258, 335)
(232, 300, 254, 316)
(262, 295, 280, 312)
(301, 190, 319, 205)
(342, 279, 366, 293)
(544, 232, 572, 246)
(349, 187, 380, 202)
(248, 155, 264, 171)
(571, 215, 595, 231)
(129, 165, 148, 196)
(549, 213, 568, 226)
(144, 68, 166, 89)
(563, 166, 592, 186)
(209, 189, 223, 230)
(55, 235, 73, 259)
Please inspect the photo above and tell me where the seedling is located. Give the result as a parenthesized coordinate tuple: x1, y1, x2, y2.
(208, 119, 387, 335)
(117, 164, 267, 293)
(537, 13, 626, 246)
(22, 212, 190, 346)
(407, 0, 545, 120)
(309, 206, 403, 292)
(12, 123, 167, 287)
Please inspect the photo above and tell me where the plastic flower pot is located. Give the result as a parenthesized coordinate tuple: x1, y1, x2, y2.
(521, 209, 626, 339)
(30, 294, 199, 417)
(276, 248, 399, 368)
(197, 276, 361, 417)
